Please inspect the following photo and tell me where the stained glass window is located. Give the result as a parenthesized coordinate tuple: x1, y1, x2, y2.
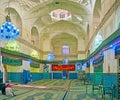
(62, 45, 70, 55)
(94, 34, 103, 50)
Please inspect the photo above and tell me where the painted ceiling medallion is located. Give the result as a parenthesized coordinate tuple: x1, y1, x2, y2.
(50, 9, 72, 21)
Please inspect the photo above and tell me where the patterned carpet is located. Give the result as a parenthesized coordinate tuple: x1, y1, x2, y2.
(0, 79, 117, 100)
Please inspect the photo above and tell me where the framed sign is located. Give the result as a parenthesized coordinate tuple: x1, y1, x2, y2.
(52, 64, 75, 71)
(76, 63, 82, 71)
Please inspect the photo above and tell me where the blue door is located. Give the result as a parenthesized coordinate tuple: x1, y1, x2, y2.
(62, 71, 66, 79)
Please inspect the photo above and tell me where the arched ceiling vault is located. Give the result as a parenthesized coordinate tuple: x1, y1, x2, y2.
(51, 33, 78, 56)
(26, 0, 91, 39)
(1, 0, 96, 40)
(93, 0, 101, 18)
(40, 20, 85, 39)
(0, 0, 102, 57)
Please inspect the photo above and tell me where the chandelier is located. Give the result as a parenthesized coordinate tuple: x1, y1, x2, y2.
(46, 52, 55, 61)
(0, 13, 20, 40)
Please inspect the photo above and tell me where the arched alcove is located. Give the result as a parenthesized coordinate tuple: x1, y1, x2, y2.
(51, 33, 78, 60)
(5, 7, 22, 36)
(31, 27, 39, 48)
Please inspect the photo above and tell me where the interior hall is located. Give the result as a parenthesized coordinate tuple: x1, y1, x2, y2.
(0, 0, 120, 100)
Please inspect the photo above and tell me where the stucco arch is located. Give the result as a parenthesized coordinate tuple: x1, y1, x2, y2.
(5, 7, 22, 36)
(31, 26, 39, 48)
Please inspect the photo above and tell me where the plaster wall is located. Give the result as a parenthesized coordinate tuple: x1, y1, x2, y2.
(103, 49, 117, 73)
(101, 0, 115, 20)
(90, 63, 94, 73)
(115, 6, 120, 28)
(22, 60, 30, 71)
(78, 54, 85, 60)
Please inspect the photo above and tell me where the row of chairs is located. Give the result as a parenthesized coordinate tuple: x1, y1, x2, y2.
(102, 84, 116, 99)
(93, 83, 116, 99)
(84, 79, 116, 100)
(78, 73, 116, 99)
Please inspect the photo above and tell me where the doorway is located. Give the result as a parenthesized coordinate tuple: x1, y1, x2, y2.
(62, 71, 69, 79)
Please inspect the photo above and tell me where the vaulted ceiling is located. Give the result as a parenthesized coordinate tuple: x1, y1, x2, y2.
(26, 0, 93, 38)
(0, 0, 101, 60)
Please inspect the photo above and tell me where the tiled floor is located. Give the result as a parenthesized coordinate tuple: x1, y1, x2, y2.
(0, 79, 116, 100)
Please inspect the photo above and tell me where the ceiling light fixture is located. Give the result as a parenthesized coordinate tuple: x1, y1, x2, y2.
(0, 1, 20, 41)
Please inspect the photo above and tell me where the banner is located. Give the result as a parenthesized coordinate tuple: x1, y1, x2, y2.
(93, 55, 104, 67)
(86, 61, 90, 68)
(2, 56, 22, 66)
(75, 63, 82, 71)
(30, 62, 39, 68)
(94, 64, 103, 84)
(43, 64, 49, 74)
(52, 64, 75, 71)
(94, 64, 103, 72)
(115, 46, 120, 59)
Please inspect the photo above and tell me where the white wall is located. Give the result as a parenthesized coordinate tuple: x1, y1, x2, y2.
(21, 60, 30, 71)
(103, 49, 117, 73)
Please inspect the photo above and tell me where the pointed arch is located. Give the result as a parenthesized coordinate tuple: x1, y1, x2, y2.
(5, 7, 22, 36)
(31, 26, 39, 48)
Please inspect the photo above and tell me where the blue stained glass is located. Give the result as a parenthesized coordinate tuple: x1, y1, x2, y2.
(7, 22, 11, 25)
(7, 29, 10, 32)
(14, 26, 16, 28)
(7, 25, 12, 30)
(16, 32, 19, 35)
(1, 35, 5, 39)
(16, 29, 19, 32)
(14, 29, 16, 33)
(0, 20, 20, 40)
(0, 29, 4, 33)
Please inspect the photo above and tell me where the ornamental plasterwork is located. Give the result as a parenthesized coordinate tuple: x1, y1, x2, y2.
(49, 9, 72, 21)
